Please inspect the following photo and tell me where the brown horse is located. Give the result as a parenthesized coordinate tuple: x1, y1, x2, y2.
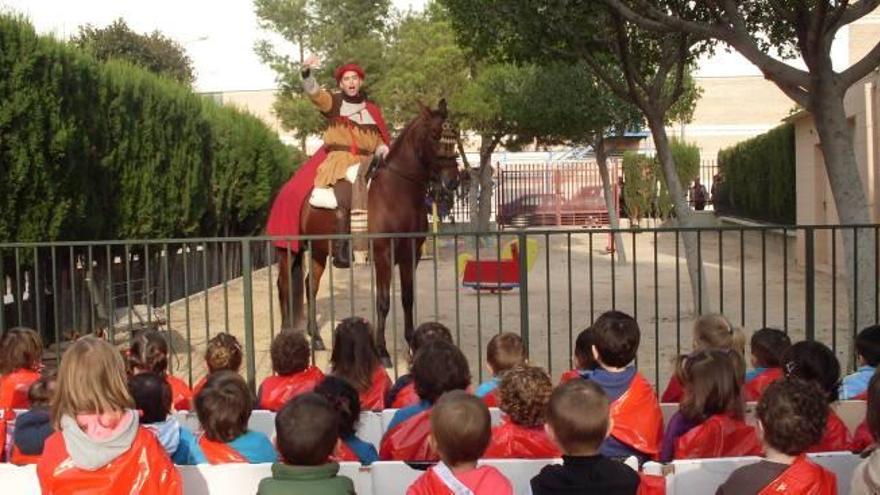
(277, 100, 459, 363)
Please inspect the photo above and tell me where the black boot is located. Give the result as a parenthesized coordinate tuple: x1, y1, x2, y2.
(333, 208, 351, 269)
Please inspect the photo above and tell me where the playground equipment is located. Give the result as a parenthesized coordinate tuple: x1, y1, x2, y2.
(458, 239, 538, 292)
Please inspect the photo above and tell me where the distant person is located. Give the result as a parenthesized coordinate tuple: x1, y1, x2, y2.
(840, 325, 880, 400)
(475, 332, 526, 407)
(690, 178, 708, 211)
(744, 328, 790, 401)
(257, 331, 324, 411)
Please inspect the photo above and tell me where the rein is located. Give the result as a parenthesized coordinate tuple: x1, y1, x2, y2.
(383, 161, 429, 187)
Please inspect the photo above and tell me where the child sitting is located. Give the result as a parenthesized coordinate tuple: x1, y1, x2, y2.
(559, 326, 597, 384)
(36, 337, 181, 495)
(0, 327, 43, 410)
(386, 321, 453, 409)
(717, 378, 835, 495)
(257, 393, 355, 495)
(587, 310, 663, 462)
(191, 370, 277, 464)
(840, 325, 880, 399)
(851, 370, 880, 492)
(661, 314, 745, 402)
(330, 317, 391, 411)
(743, 327, 790, 401)
(10, 372, 55, 465)
(257, 330, 324, 411)
(128, 372, 199, 464)
(192, 333, 243, 398)
(530, 380, 640, 495)
(475, 332, 526, 407)
(660, 349, 760, 462)
(380, 340, 471, 461)
(407, 391, 513, 495)
(484, 365, 560, 458)
(782, 340, 850, 452)
(129, 329, 192, 411)
(314, 375, 379, 465)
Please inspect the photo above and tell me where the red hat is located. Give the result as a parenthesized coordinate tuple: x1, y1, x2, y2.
(334, 63, 365, 83)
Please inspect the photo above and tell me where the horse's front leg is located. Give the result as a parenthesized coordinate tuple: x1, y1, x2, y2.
(397, 238, 421, 345)
(373, 241, 393, 368)
(305, 244, 327, 351)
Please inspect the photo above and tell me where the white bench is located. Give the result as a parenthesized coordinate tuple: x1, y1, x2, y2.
(0, 463, 39, 495)
(178, 462, 370, 495)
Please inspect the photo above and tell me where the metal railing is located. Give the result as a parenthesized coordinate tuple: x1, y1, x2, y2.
(1, 223, 877, 393)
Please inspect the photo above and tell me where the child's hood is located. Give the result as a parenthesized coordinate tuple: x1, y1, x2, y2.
(60, 409, 139, 470)
(143, 416, 181, 457)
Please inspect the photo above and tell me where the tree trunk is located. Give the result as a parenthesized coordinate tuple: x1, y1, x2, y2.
(469, 134, 498, 232)
(595, 135, 627, 264)
(648, 113, 712, 314)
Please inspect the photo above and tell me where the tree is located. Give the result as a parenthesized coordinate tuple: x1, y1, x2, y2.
(72, 18, 195, 85)
(600, 0, 880, 333)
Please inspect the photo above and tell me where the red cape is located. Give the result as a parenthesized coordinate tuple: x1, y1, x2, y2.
(333, 439, 358, 463)
(851, 420, 874, 452)
(166, 375, 193, 411)
(610, 372, 664, 457)
(379, 408, 436, 461)
(258, 366, 325, 412)
(481, 390, 499, 408)
(360, 366, 392, 412)
(758, 455, 836, 495)
(808, 410, 851, 453)
(407, 466, 513, 495)
(483, 418, 560, 459)
(37, 428, 182, 495)
(559, 369, 582, 385)
(743, 368, 784, 402)
(199, 435, 248, 464)
(661, 375, 684, 403)
(390, 381, 420, 409)
(11, 444, 41, 465)
(0, 368, 41, 410)
(675, 414, 762, 459)
(638, 473, 667, 495)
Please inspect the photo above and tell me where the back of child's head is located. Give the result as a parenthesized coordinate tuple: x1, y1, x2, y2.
(271, 330, 311, 376)
(128, 372, 172, 424)
(486, 332, 526, 374)
(680, 349, 745, 422)
(330, 316, 379, 392)
(205, 333, 243, 374)
(0, 327, 43, 375)
(547, 379, 609, 454)
(52, 336, 134, 429)
(411, 322, 453, 356)
(412, 340, 471, 403)
(591, 310, 639, 368)
(781, 340, 840, 403)
(574, 326, 598, 371)
(195, 370, 252, 442)
(430, 390, 491, 465)
(27, 372, 57, 408)
(856, 325, 880, 367)
(128, 329, 169, 376)
(276, 393, 339, 465)
(314, 375, 361, 439)
(866, 370, 880, 440)
(757, 378, 828, 455)
(750, 328, 791, 368)
(498, 365, 552, 427)
(693, 313, 745, 355)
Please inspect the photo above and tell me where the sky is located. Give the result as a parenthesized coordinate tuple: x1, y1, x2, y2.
(0, 0, 850, 92)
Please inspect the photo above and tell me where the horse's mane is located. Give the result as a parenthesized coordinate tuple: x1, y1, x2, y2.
(385, 109, 433, 163)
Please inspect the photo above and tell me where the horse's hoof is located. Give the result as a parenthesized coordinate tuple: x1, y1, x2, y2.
(380, 355, 393, 369)
(312, 336, 326, 351)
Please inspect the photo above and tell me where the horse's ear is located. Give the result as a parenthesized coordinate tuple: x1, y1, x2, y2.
(437, 98, 448, 118)
(417, 100, 432, 119)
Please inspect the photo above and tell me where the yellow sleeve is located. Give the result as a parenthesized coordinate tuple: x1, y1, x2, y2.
(309, 88, 333, 113)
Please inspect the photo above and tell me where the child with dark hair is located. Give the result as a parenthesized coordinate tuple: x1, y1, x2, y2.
(717, 378, 835, 495)
(475, 332, 526, 407)
(380, 339, 471, 461)
(257, 393, 355, 495)
(129, 329, 192, 411)
(128, 372, 199, 464)
(330, 317, 391, 411)
(660, 349, 760, 462)
(314, 375, 378, 465)
(484, 365, 560, 458)
(191, 370, 276, 464)
(841, 325, 880, 399)
(559, 326, 598, 384)
(10, 372, 56, 464)
(257, 331, 324, 411)
(851, 370, 880, 493)
(0, 327, 43, 410)
(531, 380, 639, 495)
(782, 340, 850, 452)
(407, 391, 513, 495)
(192, 333, 243, 398)
(586, 310, 663, 462)
(743, 327, 790, 401)
(386, 321, 453, 409)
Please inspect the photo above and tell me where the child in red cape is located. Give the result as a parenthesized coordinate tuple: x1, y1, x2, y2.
(386, 322, 453, 409)
(192, 333, 243, 398)
(36, 337, 181, 495)
(128, 329, 192, 411)
(484, 365, 560, 458)
(315, 376, 379, 465)
(10, 373, 55, 465)
(661, 349, 761, 461)
(330, 317, 391, 411)
(586, 310, 663, 462)
(717, 378, 836, 495)
(743, 328, 790, 401)
(257, 330, 324, 411)
(559, 326, 598, 384)
(475, 332, 526, 407)
(380, 340, 471, 461)
(407, 391, 513, 495)
(0, 327, 43, 411)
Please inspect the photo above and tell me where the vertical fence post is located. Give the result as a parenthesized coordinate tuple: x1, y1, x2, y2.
(241, 240, 257, 393)
(518, 232, 530, 352)
(805, 227, 815, 341)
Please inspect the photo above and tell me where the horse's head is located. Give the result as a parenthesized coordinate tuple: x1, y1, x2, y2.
(421, 99, 461, 191)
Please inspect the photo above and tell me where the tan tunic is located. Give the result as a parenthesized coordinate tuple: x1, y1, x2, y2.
(308, 88, 384, 187)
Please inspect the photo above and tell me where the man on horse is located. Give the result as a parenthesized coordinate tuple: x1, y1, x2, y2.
(301, 55, 391, 268)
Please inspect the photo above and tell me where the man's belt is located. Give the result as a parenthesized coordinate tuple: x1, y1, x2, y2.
(326, 144, 373, 156)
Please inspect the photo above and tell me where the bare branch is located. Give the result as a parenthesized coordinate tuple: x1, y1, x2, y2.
(771, 76, 811, 108)
(601, 0, 728, 40)
(667, 36, 690, 110)
(834, 0, 880, 30)
(841, 40, 880, 88)
(611, 15, 652, 112)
